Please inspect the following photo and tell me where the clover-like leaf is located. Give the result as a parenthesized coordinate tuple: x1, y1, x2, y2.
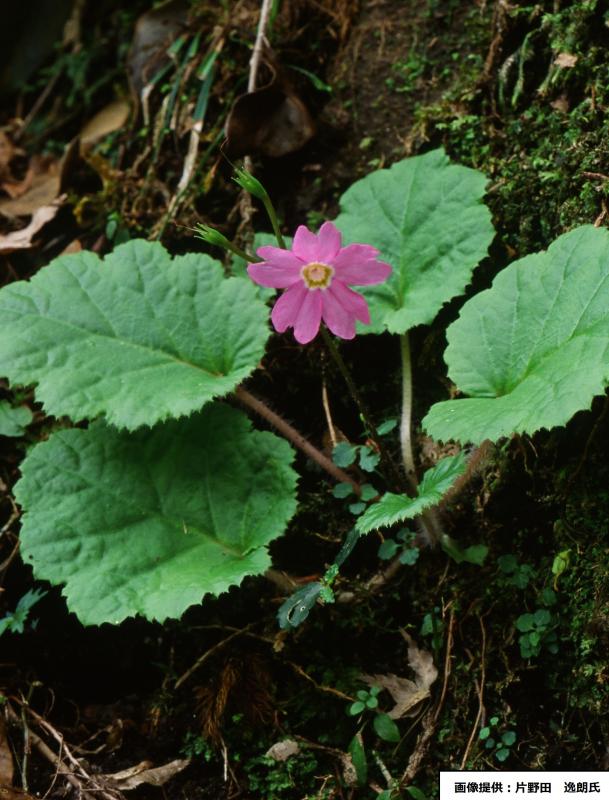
(0, 400, 32, 437)
(335, 148, 494, 334)
(0, 240, 269, 429)
(356, 453, 466, 533)
(424, 226, 609, 444)
(15, 403, 297, 625)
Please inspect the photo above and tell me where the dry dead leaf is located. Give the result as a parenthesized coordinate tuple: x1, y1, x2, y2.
(0, 715, 14, 787)
(554, 52, 578, 68)
(128, 0, 189, 101)
(81, 100, 131, 146)
(362, 631, 438, 719)
(0, 156, 60, 218)
(0, 203, 60, 254)
(340, 753, 358, 787)
(103, 757, 190, 790)
(550, 95, 570, 113)
(265, 739, 300, 762)
(225, 53, 315, 158)
(60, 239, 83, 255)
(0, 133, 24, 184)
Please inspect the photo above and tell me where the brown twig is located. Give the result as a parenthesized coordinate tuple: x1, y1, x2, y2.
(460, 614, 487, 769)
(6, 703, 119, 800)
(174, 622, 258, 689)
(287, 661, 354, 702)
(234, 386, 361, 493)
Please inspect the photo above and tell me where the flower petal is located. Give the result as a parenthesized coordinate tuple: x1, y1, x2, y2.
(271, 283, 308, 332)
(292, 225, 322, 262)
(248, 258, 302, 289)
(315, 222, 342, 262)
(328, 280, 371, 324)
(294, 290, 323, 344)
(321, 289, 356, 340)
(331, 244, 392, 285)
(256, 245, 305, 266)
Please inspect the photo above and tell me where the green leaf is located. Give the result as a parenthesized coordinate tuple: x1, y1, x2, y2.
(332, 442, 357, 467)
(502, 731, 517, 747)
(348, 734, 368, 786)
(334, 527, 361, 568)
(378, 539, 400, 560)
(335, 148, 494, 334)
(318, 585, 335, 604)
(405, 787, 429, 800)
(358, 447, 380, 472)
(424, 226, 609, 444)
(533, 608, 552, 627)
(360, 484, 378, 501)
(442, 537, 488, 565)
(399, 547, 419, 565)
(332, 482, 354, 499)
(479, 726, 491, 740)
(552, 549, 570, 583)
(356, 453, 466, 533)
(349, 701, 366, 716)
(373, 712, 401, 742)
(278, 582, 322, 629)
(0, 400, 32, 437)
(0, 588, 46, 636)
(16, 404, 297, 625)
(377, 418, 398, 435)
(515, 614, 535, 632)
(495, 747, 510, 762)
(348, 501, 367, 515)
(0, 240, 269, 430)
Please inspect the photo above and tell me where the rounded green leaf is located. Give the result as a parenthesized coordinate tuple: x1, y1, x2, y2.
(0, 400, 32, 437)
(502, 731, 517, 747)
(0, 240, 270, 429)
(373, 712, 401, 743)
(15, 403, 297, 625)
(424, 225, 609, 444)
(335, 148, 494, 333)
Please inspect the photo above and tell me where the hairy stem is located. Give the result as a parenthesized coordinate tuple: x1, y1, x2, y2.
(262, 194, 286, 248)
(234, 386, 360, 494)
(400, 333, 416, 484)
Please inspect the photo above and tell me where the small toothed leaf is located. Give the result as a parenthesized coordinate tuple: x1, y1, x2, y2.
(356, 453, 466, 533)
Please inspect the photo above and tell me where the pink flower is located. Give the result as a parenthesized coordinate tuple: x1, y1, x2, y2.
(247, 222, 392, 344)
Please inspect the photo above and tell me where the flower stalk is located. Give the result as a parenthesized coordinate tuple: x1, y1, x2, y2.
(194, 223, 260, 264)
(400, 333, 417, 487)
(233, 168, 286, 249)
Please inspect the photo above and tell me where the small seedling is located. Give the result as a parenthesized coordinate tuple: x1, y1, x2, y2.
(479, 716, 516, 762)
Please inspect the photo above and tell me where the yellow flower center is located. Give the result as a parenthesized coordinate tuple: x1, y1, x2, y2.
(301, 261, 334, 290)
